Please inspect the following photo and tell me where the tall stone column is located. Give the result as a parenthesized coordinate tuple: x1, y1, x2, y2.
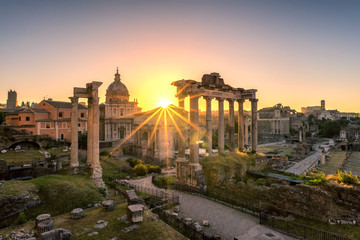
(204, 96, 213, 155)
(69, 96, 79, 172)
(177, 96, 186, 162)
(189, 95, 200, 165)
(245, 115, 249, 150)
(228, 99, 235, 152)
(89, 82, 104, 188)
(87, 97, 94, 166)
(217, 98, 224, 153)
(251, 99, 258, 151)
(237, 99, 245, 151)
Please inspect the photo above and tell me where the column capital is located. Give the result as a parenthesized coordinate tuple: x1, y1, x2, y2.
(237, 99, 245, 103)
(216, 97, 225, 102)
(250, 98, 259, 103)
(203, 96, 213, 101)
(227, 98, 235, 103)
(69, 96, 79, 103)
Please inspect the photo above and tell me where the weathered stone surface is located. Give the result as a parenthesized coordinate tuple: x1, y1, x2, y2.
(40, 228, 71, 240)
(122, 224, 140, 233)
(36, 214, 51, 226)
(37, 220, 54, 234)
(127, 204, 144, 223)
(125, 190, 143, 205)
(0, 193, 40, 220)
(102, 200, 114, 211)
(71, 208, 83, 219)
(88, 232, 98, 237)
(94, 220, 108, 229)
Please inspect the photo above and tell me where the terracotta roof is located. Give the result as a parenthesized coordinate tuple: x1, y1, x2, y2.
(45, 100, 87, 110)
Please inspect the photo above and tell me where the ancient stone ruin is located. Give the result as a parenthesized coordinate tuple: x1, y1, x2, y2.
(69, 82, 105, 188)
(172, 72, 258, 190)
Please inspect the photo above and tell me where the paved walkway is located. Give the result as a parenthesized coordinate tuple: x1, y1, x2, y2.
(130, 176, 295, 240)
(285, 139, 334, 175)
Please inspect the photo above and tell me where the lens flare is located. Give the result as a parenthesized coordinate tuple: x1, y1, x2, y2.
(158, 98, 172, 108)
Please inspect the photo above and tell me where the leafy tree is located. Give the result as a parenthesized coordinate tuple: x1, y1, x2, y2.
(0, 112, 5, 125)
(318, 119, 349, 138)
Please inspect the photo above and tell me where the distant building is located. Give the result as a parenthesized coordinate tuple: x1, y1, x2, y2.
(302, 100, 339, 120)
(258, 104, 295, 135)
(5, 99, 88, 141)
(340, 112, 359, 120)
(6, 90, 17, 109)
(99, 69, 176, 160)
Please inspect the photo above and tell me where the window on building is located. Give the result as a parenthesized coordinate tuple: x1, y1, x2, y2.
(78, 123, 81, 127)
(59, 112, 63, 117)
(60, 133, 64, 141)
(19, 117, 21, 121)
(81, 113, 84, 118)
(121, 109, 124, 116)
(46, 123, 50, 128)
(26, 117, 30, 121)
(30, 131, 33, 135)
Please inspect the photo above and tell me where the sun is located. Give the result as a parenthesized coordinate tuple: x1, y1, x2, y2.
(158, 98, 172, 108)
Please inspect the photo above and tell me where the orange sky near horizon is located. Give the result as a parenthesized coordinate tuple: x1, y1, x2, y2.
(0, 1, 359, 113)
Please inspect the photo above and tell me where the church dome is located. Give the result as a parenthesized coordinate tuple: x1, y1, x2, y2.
(106, 68, 130, 103)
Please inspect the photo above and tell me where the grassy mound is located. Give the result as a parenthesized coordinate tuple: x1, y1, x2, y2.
(28, 174, 104, 217)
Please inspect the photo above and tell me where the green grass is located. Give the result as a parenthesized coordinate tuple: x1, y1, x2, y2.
(318, 151, 346, 175)
(0, 202, 187, 240)
(257, 145, 295, 156)
(101, 156, 129, 185)
(0, 150, 44, 165)
(26, 174, 104, 218)
(0, 180, 36, 197)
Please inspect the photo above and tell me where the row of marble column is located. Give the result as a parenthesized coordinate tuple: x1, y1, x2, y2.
(177, 95, 258, 166)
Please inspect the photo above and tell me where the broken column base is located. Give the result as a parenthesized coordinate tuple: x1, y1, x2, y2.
(176, 161, 207, 194)
(70, 166, 79, 175)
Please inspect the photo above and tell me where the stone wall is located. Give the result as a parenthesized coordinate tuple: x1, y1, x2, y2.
(203, 158, 360, 223)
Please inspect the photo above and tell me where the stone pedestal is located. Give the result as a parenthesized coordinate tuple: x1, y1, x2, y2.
(71, 208, 83, 219)
(36, 214, 51, 227)
(37, 220, 54, 235)
(127, 204, 144, 223)
(102, 200, 115, 211)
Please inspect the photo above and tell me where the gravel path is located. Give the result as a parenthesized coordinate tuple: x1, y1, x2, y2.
(130, 176, 296, 240)
(285, 139, 334, 175)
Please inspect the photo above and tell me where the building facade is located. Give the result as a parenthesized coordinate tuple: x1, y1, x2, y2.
(5, 99, 88, 141)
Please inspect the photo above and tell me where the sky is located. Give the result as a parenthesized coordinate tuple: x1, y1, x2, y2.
(0, 0, 359, 113)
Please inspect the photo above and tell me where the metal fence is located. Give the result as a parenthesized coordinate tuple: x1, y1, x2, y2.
(260, 211, 353, 240)
(116, 180, 179, 204)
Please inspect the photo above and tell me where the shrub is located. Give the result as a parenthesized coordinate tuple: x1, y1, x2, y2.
(100, 151, 110, 157)
(337, 171, 359, 185)
(126, 158, 142, 168)
(133, 163, 148, 176)
(16, 212, 27, 225)
(153, 176, 177, 189)
(305, 172, 326, 186)
(148, 165, 161, 174)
